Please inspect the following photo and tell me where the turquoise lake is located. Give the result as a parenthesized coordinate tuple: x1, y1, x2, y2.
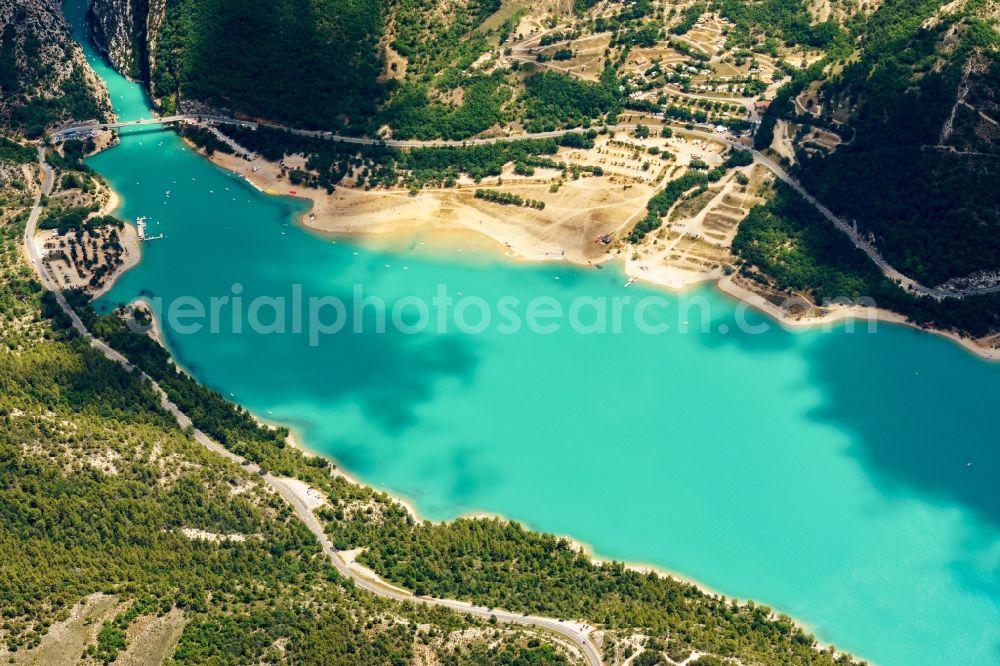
(64, 2, 1000, 663)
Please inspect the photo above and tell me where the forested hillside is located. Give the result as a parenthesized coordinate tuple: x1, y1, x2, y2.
(148, 0, 389, 130)
(732, 183, 1000, 336)
(0, 0, 109, 137)
(772, 0, 1000, 287)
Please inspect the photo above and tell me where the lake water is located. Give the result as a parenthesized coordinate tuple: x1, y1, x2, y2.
(64, 2, 1000, 663)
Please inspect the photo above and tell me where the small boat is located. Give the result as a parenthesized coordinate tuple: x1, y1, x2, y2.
(625, 278, 636, 287)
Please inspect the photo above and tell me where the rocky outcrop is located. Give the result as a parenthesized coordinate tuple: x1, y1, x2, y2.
(87, 0, 145, 79)
(0, 0, 110, 133)
(144, 0, 166, 92)
(86, 0, 164, 83)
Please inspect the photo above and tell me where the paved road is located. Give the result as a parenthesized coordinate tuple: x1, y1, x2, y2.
(53, 115, 600, 148)
(750, 152, 950, 298)
(52, 114, 996, 299)
(23, 147, 603, 666)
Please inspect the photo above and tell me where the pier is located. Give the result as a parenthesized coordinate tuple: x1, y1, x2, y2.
(136, 216, 164, 241)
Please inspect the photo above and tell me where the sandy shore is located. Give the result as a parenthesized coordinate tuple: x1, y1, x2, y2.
(209, 145, 1000, 361)
(91, 186, 147, 299)
(31, 187, 143, 299)
(91, 187, 141, 299)
(206, 144, 656, 268)
(92, 219, 141, 299)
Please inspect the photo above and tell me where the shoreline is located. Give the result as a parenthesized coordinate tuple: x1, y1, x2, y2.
(206, 147, 632, 268)
(715, 274, 1000, 362)
(91, 187, 142, 299)
(277, 424, 740, 594)
(270, 418, 840, 654)
(27, 182, 142, 299)
(201, 144, 1000, 362)
(276, 420, 720, 591)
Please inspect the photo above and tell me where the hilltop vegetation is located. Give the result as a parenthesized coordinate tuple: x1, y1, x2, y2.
(522, 69, 623, 132)
(346, 517, 861, 666)
(379, 0, 510, 138)
(215, 123, 595, 190)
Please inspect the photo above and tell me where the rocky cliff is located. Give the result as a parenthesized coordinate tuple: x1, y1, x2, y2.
(0, 0, 110, 135)
(87, 0, 165, 83)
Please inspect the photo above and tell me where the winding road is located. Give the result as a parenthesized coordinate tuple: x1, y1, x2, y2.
(52, 112, 995, 299)
(22, 148, 604, 666)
